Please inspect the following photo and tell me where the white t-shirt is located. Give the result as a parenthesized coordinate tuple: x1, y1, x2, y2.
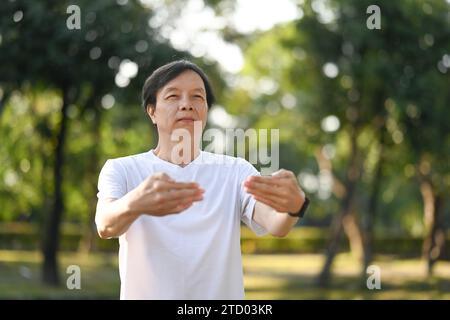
(96, 149, 268, 300)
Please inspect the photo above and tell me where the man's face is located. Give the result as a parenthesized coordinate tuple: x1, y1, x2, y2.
(147, 70, 208, 138)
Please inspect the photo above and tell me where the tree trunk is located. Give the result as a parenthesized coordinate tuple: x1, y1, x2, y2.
(0, 90, 11, 120)
(343, 210, 364, 262)
(317, 188, 357, 287)
(420, 178, 445, 277)
(362, 142, 384, 275)
(317, 129, 361, 287)
(42, 88, 69, 286)
(78, 104, 101, 254)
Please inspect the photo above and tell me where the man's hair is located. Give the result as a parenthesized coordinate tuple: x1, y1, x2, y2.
(141, 59, 216, 112)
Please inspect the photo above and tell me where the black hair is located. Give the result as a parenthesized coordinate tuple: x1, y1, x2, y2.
(141, 59, 215, 112)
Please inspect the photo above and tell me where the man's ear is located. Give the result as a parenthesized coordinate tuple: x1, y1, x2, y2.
(146, 104, 156, 124)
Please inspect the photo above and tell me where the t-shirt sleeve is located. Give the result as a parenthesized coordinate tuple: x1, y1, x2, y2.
(238, 160, 268, 237)
(97, 159, 127, 200)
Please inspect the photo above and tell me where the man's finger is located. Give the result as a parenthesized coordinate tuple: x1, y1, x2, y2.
(271, 169, 292, 178)
(167, 188, 204, 201)
(162, 190, 204, 206)
(165, 201, 193, 214)
(244, 180, 285, 197)
(151, 188, 202, 210)
(152, 180, 200, 192)
(166, 191, 204, 211)
(164, 181, 202, 190)
(162, 197, 194, 213)
(249, 173, 301, 195)
(245, 175, 286, 187)
(247, 188, 286, 205)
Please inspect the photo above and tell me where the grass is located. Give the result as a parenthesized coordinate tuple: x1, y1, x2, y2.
(0, 250, 449, 299)
(0, 251, 119, 299)
(243, 254, 450, 299)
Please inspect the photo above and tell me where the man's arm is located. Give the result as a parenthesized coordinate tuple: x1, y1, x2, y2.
(252, 201, 299, 237)
(243, 169, 306, 238)
(95, 196, 141, 239)
(95, 172, 204, 239)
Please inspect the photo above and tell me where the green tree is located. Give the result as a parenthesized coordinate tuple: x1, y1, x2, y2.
(0, 0, 184, 285)
(284, 0, 449, 281)
(227, 0, 450, 283)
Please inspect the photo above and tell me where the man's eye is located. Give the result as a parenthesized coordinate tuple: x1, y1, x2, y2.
(194, 95, 204, 100)
(166, 95, 178, 99)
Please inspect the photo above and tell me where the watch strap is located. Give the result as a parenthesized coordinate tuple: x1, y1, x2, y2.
(288, 196, 310, 218)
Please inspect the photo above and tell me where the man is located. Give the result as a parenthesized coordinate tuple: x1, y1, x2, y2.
(95, 60, 309, 299)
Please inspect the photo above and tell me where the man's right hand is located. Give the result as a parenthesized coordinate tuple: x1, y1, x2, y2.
(127, 172, 204, 216)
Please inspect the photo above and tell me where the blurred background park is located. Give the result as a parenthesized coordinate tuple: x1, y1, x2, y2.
(0, 0, 449, 299)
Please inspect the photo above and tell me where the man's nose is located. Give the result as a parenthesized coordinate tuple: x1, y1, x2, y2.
(179, 97, 193, 110)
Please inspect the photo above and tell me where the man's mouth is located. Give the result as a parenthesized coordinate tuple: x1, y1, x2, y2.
(177, 117, 195, 122)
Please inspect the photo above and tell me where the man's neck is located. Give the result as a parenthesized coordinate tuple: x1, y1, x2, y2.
(153, 135, 200, 167)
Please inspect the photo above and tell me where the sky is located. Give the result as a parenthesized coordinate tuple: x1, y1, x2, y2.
(141, 0, 301, 73)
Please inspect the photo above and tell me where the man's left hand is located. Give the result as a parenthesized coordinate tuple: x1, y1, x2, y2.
(243, 169, 305, 215)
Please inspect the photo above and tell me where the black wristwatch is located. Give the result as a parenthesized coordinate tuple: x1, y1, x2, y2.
(288, 196, 310, 218)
